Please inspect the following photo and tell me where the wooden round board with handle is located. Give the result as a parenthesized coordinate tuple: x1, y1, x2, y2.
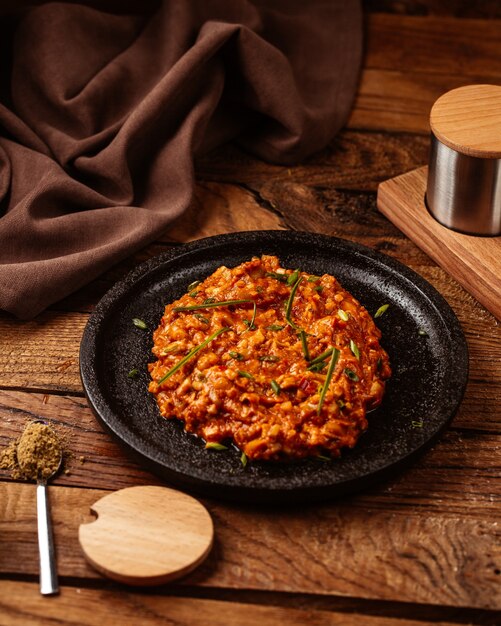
(79, 485, 214, 586)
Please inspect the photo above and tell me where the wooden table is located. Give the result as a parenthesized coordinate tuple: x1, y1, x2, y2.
(1, 3, 500, 624)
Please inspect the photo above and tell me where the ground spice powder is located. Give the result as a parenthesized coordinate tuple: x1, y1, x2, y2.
(0, 421, 62, 481)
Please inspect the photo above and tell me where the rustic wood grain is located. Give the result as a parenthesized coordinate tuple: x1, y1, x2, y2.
(350, 14, 501, 134)
(0, 388, 499, 518)
(348, 69, 469, 134)
(166, 182, 284, 243)
(0, 311, 86, 393)
(0, 581, 468, 626)
(2, 8, 501, 624)
(1, 483, 500, 610)
(195, 131, 430, 191)
(377, 167, 501, 320)
(365, 14, 501, 77)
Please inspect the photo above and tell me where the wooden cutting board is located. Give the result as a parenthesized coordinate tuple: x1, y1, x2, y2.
(79, 485, 214, 586)
(377, 166, 501, 321)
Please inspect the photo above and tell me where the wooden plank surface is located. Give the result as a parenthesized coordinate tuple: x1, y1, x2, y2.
(350, 14, 501, 134)
(0, 581, 466, 626)
(0, 389, 499, 515)
(2, 6, 501, 626)
(1, 482, 500, 610)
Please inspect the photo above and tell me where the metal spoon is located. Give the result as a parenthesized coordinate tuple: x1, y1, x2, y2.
(17, 420, 62, 596)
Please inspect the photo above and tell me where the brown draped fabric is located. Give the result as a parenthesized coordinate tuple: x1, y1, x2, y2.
(0, 0, 362, 319)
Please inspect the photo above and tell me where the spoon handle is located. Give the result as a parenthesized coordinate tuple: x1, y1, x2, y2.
(37, 483, 59, 595)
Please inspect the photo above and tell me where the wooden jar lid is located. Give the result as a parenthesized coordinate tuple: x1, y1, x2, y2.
(430, 84, 501, 158)
(79, 486, 214, 586)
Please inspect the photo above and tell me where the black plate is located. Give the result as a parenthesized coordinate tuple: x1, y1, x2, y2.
(80, 231, 468, 504)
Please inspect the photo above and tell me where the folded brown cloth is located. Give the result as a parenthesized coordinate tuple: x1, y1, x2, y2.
(0, 0, 362, 319)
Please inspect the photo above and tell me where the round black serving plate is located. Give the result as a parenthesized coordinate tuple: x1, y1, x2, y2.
(80, 231, 468, 504)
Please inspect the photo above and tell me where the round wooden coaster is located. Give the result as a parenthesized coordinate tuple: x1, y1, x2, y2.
(79, 485, 213, 586)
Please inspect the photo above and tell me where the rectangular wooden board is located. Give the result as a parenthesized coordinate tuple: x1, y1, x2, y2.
(377, 166, 501, 321)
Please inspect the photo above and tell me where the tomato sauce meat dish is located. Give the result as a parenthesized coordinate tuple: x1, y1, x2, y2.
(148, 256, 391, 462)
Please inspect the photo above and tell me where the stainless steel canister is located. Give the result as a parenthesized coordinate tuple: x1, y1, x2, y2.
(426, 133, 501, 235)
(426, 85, 501, 236)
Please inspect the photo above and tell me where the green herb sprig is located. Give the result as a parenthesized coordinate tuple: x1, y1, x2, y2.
(344, 368, 359, 382)
(259, 355, 280, 363)
(238, 370, 254, 380)
(173, 299, 257, 332)
(157, 327, 230, 386)
(287, 269, 300, 286)
(265, 272, 288, 282)
(285, 276, 303, 330)
(317, 348, 340, 414)
(309, 347, 334, 366)
(299, 330, 310, 361)
(349, 339, 360, 360)
(205, 442, 228, 451)
(375, 304, 390, 318)
(337, 309, 349, 322)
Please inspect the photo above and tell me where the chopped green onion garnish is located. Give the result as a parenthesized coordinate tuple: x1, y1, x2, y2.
(241, 452, 248, 467)
(194, 313, 209, 324)
(157, 327, 230, 386)
(307, 275, 321, 282)
(337, 399, 345, 409)
(266, 324, 285, 331)
(418, 328, 428, 337)
(132, 318, 148, 330)
(307, 361, 327, 372)
(376, 357, 382, 372)
(344, 368, 359, 382)
(412, 420, 424, 428)
(203, 297, 216, 304)
(265, 271, 288, 282)
(243, 301, 258, 330)
(205, 442, 228, 451)
(128, 369, 139, 379)
(337, 309, 349, 322)
(270, 380, 281, 395)
(189, 291, 199, 298)
(259, 355, 280, 362)
(350, 339, 360, 360)
(287, 269, 300, 286)
(229, 351, 244, 361)
(375, 304, 390, 318)
(238, 370, 254, 380)
(317, 348, 340, 414)
(299, 330, 310, 361)
(309, 347, 334, 366)
(314, 286, 323, 293)
(285, 276, 303, 330)
(316, 454, 331, 462)
(188, 280, 201, 291)
(172, 300, 256, 312)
